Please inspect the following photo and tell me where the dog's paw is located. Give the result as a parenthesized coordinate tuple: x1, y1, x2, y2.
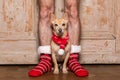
(62, 69, 68, 74)
(53, 70, 59, 74)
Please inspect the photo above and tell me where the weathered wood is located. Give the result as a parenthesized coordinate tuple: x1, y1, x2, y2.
(81, 40, 115, 52)
(80, 53, 120, 64)
(0, 0, 35, 39)
(80, 0, 115, 33)
(81, 32, 115, 40)
(0, 0, 120, 64)
(0, 40, 38, 64)
(0, 53, 38, 64)
(115, 0, 120, 54)
(0, 40, 36, 54)
(0, 0, 38, 64)
(79, 0, 117, 63)
(1, 65, 120, 80)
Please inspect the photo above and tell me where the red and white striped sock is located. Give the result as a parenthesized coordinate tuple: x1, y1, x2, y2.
(68, 45, 89, 77)
(28, 46, 52, 77)
(28, 54, 52, 77)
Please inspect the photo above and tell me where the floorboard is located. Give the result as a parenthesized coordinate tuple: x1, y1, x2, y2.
(0, 65, 120, 80)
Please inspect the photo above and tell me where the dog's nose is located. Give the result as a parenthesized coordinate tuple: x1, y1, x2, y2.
(58, 28, 62, 33)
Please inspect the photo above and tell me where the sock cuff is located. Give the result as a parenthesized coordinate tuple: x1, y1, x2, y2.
(38, 45, 81, 54)
(71, 45, 81, 53)
(38, 46, 51, 55)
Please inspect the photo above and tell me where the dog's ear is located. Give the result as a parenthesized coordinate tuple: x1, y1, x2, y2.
(63, 13, 69, 22)
(50, 13, 56, 23)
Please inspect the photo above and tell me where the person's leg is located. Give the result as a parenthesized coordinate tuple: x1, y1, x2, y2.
(28, 0, 54, 77)
(39, 0, 54, 45)
(65, 0, 80, 45)
(65, 0, 89, 77)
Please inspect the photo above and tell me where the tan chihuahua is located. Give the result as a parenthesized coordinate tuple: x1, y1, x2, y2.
(50, 13, 71, 74)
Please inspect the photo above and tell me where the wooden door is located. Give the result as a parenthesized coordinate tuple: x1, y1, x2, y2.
(0, 0, 120, 64)
(0, 0, 38, 64)
(80, 0, 120, 63)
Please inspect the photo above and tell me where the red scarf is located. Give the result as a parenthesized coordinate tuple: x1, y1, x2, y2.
(52, 33, 69, 49)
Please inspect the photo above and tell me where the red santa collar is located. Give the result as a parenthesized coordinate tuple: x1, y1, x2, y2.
(52, 33, 69, 49)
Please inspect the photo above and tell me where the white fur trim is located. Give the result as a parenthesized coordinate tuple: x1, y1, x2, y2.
(38, 46, 51, 54)
(58, 49, 64, 55)
(58, 49, 65, 55)
(71, 45, 81, 53)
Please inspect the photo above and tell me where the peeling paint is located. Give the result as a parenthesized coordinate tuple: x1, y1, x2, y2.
(104, 41, 108, 47)
(100, 17, 107, 25)
(0, 0, 34, 37)
(0, 0, 119, 64)
(97, 0, 105, 11)
(80, 0, 113, 32)
(85, 6, 92, 14)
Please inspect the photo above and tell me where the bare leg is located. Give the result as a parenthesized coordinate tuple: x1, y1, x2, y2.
(39, 0, 54, 45)
(65, 0, 89, 77)
(28, 0, 54, 77)
(65, 0, 80, 45)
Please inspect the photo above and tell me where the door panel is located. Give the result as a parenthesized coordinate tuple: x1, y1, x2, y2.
(79, 0, 117, 63)
(0, 0, 120, 64)
(0, 0, 37, 64)
(80, 0, 114, 33)
(0, 0, 35, 39)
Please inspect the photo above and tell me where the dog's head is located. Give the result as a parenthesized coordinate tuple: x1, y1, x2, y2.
(51, 13, 69, 37)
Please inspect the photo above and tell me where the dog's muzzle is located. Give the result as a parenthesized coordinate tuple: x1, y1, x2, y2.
(58, 28, 62, 33)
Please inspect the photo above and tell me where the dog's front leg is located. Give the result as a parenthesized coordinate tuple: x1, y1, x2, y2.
(52, 53, 59, 74)
(62, 41, 71, 74)
(62, 52, 70, 74)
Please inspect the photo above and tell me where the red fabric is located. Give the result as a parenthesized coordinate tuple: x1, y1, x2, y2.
(28, 54, 52, 77)
(52, 34, 69, 49)
(68, 53, 89, 77)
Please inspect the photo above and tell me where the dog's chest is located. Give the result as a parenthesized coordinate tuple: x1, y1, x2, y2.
(53, 43, 66, 62)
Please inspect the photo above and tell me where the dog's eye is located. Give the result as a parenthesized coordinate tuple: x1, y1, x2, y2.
(55, 24, 58, 26)
(62, 23, 65, 26)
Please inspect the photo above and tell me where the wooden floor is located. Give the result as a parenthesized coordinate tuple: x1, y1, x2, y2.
(0, 65, 120, 80)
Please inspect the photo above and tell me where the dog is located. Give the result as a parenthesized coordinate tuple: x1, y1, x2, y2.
(50, 13, 71, 74)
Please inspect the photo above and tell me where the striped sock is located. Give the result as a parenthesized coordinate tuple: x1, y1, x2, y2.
(28, 54, 52, 77)
(68, 53, 89, 77)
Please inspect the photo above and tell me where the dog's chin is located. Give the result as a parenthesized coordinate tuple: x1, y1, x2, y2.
(56, 32, 63, 37)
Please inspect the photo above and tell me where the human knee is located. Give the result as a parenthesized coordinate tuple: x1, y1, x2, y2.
(66, 0, 79, 19)
(70, 7, 79, 19)
(40, 7, 50, 19)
